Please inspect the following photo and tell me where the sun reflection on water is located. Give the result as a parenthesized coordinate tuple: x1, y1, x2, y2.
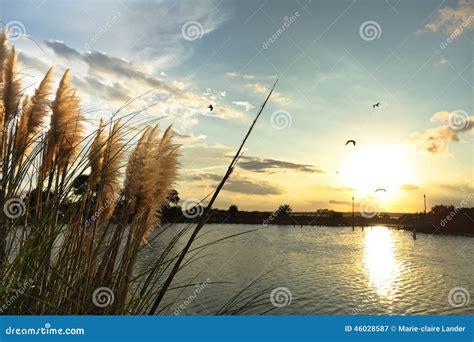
(363, 227, 400, 297)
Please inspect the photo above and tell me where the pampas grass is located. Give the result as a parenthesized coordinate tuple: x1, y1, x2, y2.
(0, 33, 184, 314)
(0, 32, 274, 315)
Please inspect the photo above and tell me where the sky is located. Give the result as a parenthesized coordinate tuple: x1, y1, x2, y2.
(1, 0, 473, 213)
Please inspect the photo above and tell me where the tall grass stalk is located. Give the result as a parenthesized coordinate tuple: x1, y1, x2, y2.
(148, 79, 278, 314)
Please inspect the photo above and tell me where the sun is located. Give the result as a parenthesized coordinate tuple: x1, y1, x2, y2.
(339, 144, 414, 200)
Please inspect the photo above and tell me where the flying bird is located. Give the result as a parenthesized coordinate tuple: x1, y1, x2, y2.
(345, 140, 356, 146)
(375, 188, 386, 193)
(372, 102, 381, 108)
(208, 104, 214, 112)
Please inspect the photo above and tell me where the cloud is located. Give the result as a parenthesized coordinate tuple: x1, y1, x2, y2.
(314, 185, 355, 192)
(18, 53, 51, 73)
(424, 0, 474, 36)
(434, 58, 449, 66)
(45, 40, 181, 95)
(226, 71, 256, 80)
(43, 40, 83, 60)
(329, 200, 351, 205)
(43, 40, 245, 123)
(409, 111, 473, 154)
(400, 184, 418, 191)
(245, 83, 288, 105)
(232, 101, 255, 112)
(72, 76, 131, 103)
(189, 173, 283, 195)
(174, 132, 207, 142)
(410, 126, 459, 154)
(236, 156, 325, 174)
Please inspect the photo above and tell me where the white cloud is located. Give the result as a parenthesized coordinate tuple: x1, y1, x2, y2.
(245, 83, 289, 105)
(409, 111, 473, 154)
(232, 101, 255, 111)
(424, 0, 474, 36)
(226, 71, 256, 80)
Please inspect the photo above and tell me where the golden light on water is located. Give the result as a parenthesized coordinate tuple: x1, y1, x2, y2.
(363, 227, 400, 297)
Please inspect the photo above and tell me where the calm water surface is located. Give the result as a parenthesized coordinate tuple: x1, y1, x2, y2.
(142, 224, 473, 315)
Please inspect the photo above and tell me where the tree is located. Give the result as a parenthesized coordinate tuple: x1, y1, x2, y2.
(166, 189, 180, 207)
(279, 204, 292, 213)
(228, 205, 238, 216)
(430, 204, 454, 217)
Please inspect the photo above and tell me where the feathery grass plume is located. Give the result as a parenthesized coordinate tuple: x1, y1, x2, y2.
(14, 67, 54, 159)
(146, 126, 179, 232)
(138, 125, 179, 237)
(44, 69, 84, 173)
(0, 31, 8, 151)
(89, 118, 105, 186)
(123, 125, 153, 216)
(0, 30, 8, 83)
(2, 46, 22, 123)
(97, 120, 123, 224)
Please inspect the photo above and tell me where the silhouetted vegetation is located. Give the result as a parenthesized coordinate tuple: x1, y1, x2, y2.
(162, 194, 473, 236)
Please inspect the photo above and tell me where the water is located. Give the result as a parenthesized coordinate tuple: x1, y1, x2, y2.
(143, 224, 474, 315)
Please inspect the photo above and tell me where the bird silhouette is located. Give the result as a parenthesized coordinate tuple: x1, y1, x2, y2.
(208, 104, 214, 111)
(345, 140, 356, 146)
(375, 188, 386, 192)
(372, 102, 381, 108)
